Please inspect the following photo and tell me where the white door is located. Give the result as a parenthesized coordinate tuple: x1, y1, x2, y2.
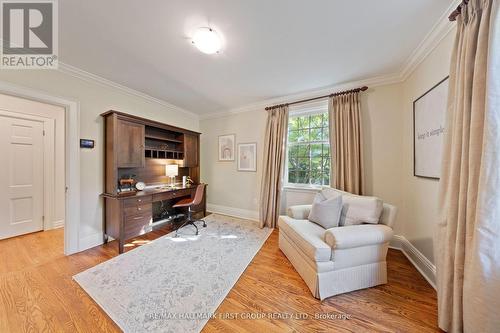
(0, 114, 44, 239)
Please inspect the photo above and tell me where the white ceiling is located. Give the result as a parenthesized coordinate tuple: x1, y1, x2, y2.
(59, 0, 454, 115)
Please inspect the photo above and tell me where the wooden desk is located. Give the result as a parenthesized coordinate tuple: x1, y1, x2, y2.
(102, 185, 206, 253)
(101, 110, 204, 254)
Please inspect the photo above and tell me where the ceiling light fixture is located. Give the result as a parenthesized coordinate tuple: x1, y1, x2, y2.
(191, 27, 222, 54)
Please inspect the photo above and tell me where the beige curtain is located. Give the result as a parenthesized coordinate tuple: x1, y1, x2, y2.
(436, 0, 500, 332)
(259, 106, 289, 228)
(328, 92, 364, 195)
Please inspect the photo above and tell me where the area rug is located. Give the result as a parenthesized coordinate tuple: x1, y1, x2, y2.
(73, 214, 272, 333)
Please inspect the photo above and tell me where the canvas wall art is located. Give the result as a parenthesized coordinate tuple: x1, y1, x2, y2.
(413, 77, 449, 179)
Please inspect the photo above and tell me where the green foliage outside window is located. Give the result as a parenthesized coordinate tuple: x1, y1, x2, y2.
(287, 112, 330, 185)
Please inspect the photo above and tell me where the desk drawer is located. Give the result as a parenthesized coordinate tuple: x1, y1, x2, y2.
(153, 189, 193, 202)
(153, 191, 174, 202)
(123, 196, 152, 207)
(175, 189, 193, 197)
(124, 202, 152, 217)
(124, 214, 152, 239)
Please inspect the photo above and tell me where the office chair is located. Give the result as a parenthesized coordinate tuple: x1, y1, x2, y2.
(173, 184, 206, 237)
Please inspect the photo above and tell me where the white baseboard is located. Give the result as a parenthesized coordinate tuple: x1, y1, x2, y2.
(207, 203, 259, 222)
(79, 232, 104, 252)
(390, 235, 436, 289)
(52, 219, 65, 229)
(43, 219, 64, 231)
(389, 234, 404, 249)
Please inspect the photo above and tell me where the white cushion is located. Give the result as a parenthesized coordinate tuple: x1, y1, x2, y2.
(308, 192, 342, 229)
(379, 203, 398, 228)
(278, 216, 332, 262)
(287, 205, 312, 219)
(324, 224, 394, 249)
(322, 188, 383, 226)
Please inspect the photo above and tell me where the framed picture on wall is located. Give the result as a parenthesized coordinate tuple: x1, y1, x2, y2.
(237, 143, 257, 172)
(218, 134, 235, 161)
(413, 76, 449, 179)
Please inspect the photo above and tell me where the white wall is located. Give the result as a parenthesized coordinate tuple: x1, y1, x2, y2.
(200, 110, 267, 220)
(400, 29, 455, 264)
(200, 83, 405, 234)
(361, 84, 405, 236)
(0, 69, 199, 251)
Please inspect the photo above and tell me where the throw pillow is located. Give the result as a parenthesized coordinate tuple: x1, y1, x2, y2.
(307, 192, 343, 229)
(321, 188, 383, 226)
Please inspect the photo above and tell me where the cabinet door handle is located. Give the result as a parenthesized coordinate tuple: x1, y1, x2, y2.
(137, 207, 142, 211)
(137, 199, 142, 202)
(133, 216, 143, 220)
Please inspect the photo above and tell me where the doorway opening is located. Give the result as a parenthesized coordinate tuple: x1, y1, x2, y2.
(0, 95, 65, 250)
(0, 82, 80, 255)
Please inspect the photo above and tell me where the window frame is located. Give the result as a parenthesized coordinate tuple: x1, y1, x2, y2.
(284, 100, 331, 189)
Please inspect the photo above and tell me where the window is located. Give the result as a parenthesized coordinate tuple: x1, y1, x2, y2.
(286, 102, 330, 186)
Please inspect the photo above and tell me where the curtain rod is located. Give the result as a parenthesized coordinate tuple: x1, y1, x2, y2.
(265, 86, 368, 111)
(449, 0, 469, 21)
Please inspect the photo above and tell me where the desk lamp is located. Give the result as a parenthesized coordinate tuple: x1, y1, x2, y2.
(165, 164, 178, 188)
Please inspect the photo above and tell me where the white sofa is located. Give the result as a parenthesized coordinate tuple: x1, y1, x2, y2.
(278, 191, 397, 300)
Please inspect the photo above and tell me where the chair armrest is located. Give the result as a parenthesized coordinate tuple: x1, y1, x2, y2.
(287, 205, 312, 219)
(324, 224, 393, 249)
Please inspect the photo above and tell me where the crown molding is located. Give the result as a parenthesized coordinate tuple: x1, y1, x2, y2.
(58, 1, 458, 122)
(200, 72, 402, 120)
(200, 1, 459, 121)
(399, 0, 460, 81)
(57, 62, 199, 119)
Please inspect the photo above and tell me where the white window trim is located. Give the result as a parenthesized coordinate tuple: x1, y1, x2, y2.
(283, 184, 325, 192)
(284, 99, 330, 189)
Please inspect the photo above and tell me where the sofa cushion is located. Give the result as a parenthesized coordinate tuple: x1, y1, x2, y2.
(278, 216, 332, 262)
(324, 224, 394, 249)
(321, 188, 383, 226)
(287, 205, 312, 219)
(308, 192, 343, 229)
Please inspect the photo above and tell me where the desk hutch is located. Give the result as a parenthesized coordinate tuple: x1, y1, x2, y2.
(101, 111, 205, 253)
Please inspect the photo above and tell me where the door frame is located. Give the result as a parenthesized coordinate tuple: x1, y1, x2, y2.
(0, 81, 80, 255)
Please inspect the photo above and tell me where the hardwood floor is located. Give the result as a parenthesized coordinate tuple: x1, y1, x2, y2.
(0, 221, 442, 333)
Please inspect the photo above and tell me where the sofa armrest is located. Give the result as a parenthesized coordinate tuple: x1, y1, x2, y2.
(324, 224, 393, 249)
(287, 205, 312, 219)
